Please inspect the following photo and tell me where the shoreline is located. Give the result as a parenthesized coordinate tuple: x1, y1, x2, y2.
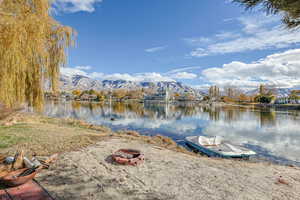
(36, 137, 300, 200)
(1, 113, 300, 199)
(1, 111, 298, 167)
(47, 98, 300, 109)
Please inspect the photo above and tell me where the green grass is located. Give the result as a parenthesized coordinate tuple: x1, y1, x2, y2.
(0, 124, 29, 148)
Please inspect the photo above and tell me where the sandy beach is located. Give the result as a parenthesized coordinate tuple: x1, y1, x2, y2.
(36, 137, 300, 200)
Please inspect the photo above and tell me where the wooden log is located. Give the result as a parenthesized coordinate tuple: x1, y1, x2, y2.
(12, 150, 24, 170)
(0, 165, 9, 178)
(0, 155, 5, 164)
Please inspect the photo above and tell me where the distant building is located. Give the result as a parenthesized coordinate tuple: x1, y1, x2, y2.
(80, 94, 98, 101)
(176, 90, 194, 101)
(144, 88, 170, 102)
(60, 92, 74, 100)
(275, 91, 300, 104)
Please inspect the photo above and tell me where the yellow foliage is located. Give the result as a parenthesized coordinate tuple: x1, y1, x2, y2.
(72, 90, 82, 97)
(0, 0, 75, 108)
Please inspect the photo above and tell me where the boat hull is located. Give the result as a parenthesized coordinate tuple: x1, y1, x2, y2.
(185, 139, 254, 159)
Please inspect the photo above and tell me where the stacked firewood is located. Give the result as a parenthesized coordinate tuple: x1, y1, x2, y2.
(0, 150, 58, 178)
(0, 150, 28, 178)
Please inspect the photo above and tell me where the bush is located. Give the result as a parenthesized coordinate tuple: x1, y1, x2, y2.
(254, 95, 272, 104)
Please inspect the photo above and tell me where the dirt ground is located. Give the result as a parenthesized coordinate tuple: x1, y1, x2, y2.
(36, 138, 300, 200)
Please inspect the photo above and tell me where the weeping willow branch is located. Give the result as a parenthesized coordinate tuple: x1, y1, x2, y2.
(232, 0, 300, 29)
(0, 0, 75, 108)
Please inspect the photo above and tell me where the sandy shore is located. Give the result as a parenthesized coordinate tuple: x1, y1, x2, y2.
(36, 137, 300, 200)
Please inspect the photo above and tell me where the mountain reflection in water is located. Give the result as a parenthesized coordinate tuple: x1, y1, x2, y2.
(44, 101, 300, 166)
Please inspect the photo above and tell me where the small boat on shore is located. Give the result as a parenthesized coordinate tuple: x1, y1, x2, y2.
(185, 136, 256, 158)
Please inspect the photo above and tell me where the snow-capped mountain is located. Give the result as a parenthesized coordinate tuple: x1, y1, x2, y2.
(60, 73, 200, 94)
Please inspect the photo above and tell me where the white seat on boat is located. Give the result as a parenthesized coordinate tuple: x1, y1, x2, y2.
(198, 136, 223, 146)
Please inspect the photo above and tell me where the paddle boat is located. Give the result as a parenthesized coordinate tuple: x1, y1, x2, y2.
(185, 136, 256, 158)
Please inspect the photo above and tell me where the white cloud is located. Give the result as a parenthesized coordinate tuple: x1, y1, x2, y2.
(170, 72, 197, 79)
(54, 0, 102, 13)
(60, 67, 88, 77)
(215, 32, 241, 40)
(99, 72, 175, 82)
(145, 46, 167, 53)
(165, 66, 201, 80)
(62, 64, 200, 82)
(201, 49, 300, 88)
(62, 68, 176, 82)
(75, 65, 92, 70)
(167, 66, 203, 74)
(183, 37, 212, 46)
(187, 15, 300, 57)
(190, 48, 209, 57)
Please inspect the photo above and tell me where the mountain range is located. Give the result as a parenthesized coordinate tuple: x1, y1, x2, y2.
(60, 73, 204, 96)
(60, 71, 298, 97)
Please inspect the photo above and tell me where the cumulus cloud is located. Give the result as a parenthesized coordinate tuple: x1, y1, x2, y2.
(145, 46, 167, 53)
(93, 72, 176, 82)
(186, 15, 300, 57)
(167, 66, 203, 74)
(60, 67, 88, 77)
(201, 49, 300, 88)
(54, 0, 102, 13)
(170, 72, 197, 79)
(75, 65, 92, 70)
(61, 67, 177, 82)
(62, 64, 200, 82)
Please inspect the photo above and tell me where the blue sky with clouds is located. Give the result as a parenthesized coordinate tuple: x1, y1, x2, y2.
(55, 0, 300, 89)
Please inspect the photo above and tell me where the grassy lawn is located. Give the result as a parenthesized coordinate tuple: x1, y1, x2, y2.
(0, 113, 191, 157)
(0, 124, 29, 148)
(0, 114, 111, 156)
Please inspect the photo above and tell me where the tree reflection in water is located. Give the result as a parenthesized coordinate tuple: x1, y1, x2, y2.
(44, 101, 300, 165)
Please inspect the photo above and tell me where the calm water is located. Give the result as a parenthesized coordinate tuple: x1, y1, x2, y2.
(44, 101, 300, 166)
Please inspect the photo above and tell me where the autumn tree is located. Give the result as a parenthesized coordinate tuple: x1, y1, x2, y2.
(255, 84, 276, 103)
(232, 0, 300, 29)
(127, 90, 143, 99)
(289, 90, 300, 100)
(0, 0, 75, 108)
(259, 84, 267, 95)
(209, 86, 220, 101)
(113, 89, 128, 100)
(72, 90, 82, 97)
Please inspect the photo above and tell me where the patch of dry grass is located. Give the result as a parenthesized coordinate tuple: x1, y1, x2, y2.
(0, 114, 111, 156)
(0, 113, 196, 157)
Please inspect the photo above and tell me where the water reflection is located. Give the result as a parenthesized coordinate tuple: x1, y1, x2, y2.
(44, 101, 300, 165)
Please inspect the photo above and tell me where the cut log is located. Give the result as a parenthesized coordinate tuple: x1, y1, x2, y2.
(12, 150, 24, 170)
(0, 165, 9, 178)
(0, 155, 5, 164)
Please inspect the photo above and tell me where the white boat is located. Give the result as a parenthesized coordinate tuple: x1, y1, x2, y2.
(185, 136, 256, 158)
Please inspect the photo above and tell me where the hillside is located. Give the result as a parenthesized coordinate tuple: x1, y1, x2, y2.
(60, 73, 202, 95)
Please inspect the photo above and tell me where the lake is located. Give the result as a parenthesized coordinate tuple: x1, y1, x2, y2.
(44, 101, 300, 166)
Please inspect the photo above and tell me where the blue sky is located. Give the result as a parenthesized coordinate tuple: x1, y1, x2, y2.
(55, 0, 300, 89)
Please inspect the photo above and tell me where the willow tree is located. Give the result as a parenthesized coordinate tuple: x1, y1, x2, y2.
(232, 0, 300, 29)
(0, 0, 75, 108)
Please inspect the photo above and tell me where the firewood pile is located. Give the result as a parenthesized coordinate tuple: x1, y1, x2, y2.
(0, 150, 58, 187)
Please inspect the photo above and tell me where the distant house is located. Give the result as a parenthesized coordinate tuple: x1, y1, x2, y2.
(275, 97, 289, 104)
(80, 94, 98, 101)
(60, 92, 74, 100)
(144, 89, 170, 102)
(275, 91, 300, 104)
